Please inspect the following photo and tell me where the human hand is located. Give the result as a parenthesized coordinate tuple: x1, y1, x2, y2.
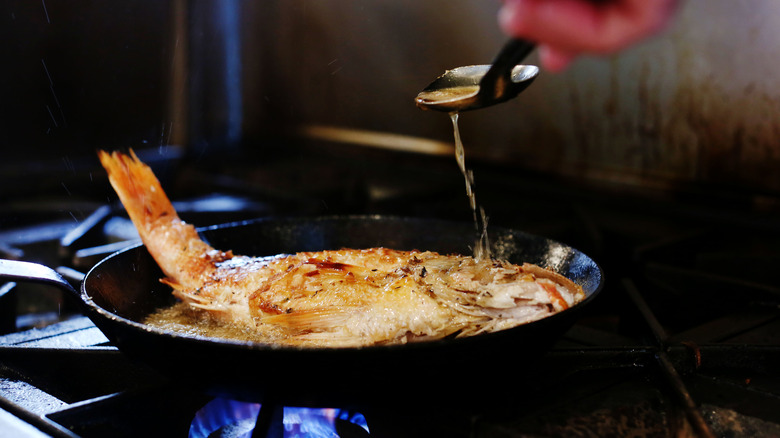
(499, 0, 680, 71)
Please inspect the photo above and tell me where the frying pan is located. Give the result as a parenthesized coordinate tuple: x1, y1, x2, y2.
(0, 216, 603, 408)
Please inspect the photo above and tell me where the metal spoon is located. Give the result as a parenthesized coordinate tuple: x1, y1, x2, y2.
(415, 39, 538, 112)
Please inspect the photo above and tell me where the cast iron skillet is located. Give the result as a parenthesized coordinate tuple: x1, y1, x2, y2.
(0, 216, 603, 408)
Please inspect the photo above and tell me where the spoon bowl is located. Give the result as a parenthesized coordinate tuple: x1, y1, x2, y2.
(415, 64, 539, 112)
(416, 39, 538, 113)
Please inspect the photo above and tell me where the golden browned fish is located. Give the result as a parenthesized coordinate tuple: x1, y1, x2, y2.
(98, 150, 584, 347)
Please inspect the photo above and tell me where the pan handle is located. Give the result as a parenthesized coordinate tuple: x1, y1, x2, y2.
(0, 259, 81, 299)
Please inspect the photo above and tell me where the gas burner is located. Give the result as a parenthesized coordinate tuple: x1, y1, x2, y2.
(190, 400, 368, 438)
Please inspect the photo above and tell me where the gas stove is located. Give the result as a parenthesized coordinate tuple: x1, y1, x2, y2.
(1, 145, 779, 437)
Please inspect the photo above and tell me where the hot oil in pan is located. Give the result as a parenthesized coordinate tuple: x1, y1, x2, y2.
(450, 112, 491, 261)
(146, 303, 282, 343)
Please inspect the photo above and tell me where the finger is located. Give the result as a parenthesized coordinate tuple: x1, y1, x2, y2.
(500, 0, 678, 54)
(537, 45, 578, 72)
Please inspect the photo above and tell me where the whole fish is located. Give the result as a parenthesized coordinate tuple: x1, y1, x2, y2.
(98, 150, 584, 347)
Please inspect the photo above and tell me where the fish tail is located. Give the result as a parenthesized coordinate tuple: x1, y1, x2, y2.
(98, 149, 178, 235)
(98, 150, 224, 289)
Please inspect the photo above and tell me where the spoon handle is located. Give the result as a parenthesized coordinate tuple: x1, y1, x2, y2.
(478, 39, 536, 99)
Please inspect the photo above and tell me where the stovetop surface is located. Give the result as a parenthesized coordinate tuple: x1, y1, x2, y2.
(1, 145, 780, 437)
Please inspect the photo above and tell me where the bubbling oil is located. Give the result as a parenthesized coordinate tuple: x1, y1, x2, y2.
(145, 301, 287, 343)
(450, 112, 491, 261)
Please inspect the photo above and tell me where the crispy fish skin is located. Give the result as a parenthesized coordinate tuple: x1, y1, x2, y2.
(99, 150, 585, 347)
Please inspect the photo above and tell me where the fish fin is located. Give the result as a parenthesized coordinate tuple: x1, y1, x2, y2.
(188, 302, 228, 313)
(259, 307, 355, 330)
(160, 277, 182, 289)
(164, 279, 214, 306)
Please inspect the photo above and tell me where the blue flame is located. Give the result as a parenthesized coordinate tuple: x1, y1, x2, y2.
(189, 398, 369, 437)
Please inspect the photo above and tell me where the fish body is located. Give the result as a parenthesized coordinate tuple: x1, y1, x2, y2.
(98, 150, 584, 347)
